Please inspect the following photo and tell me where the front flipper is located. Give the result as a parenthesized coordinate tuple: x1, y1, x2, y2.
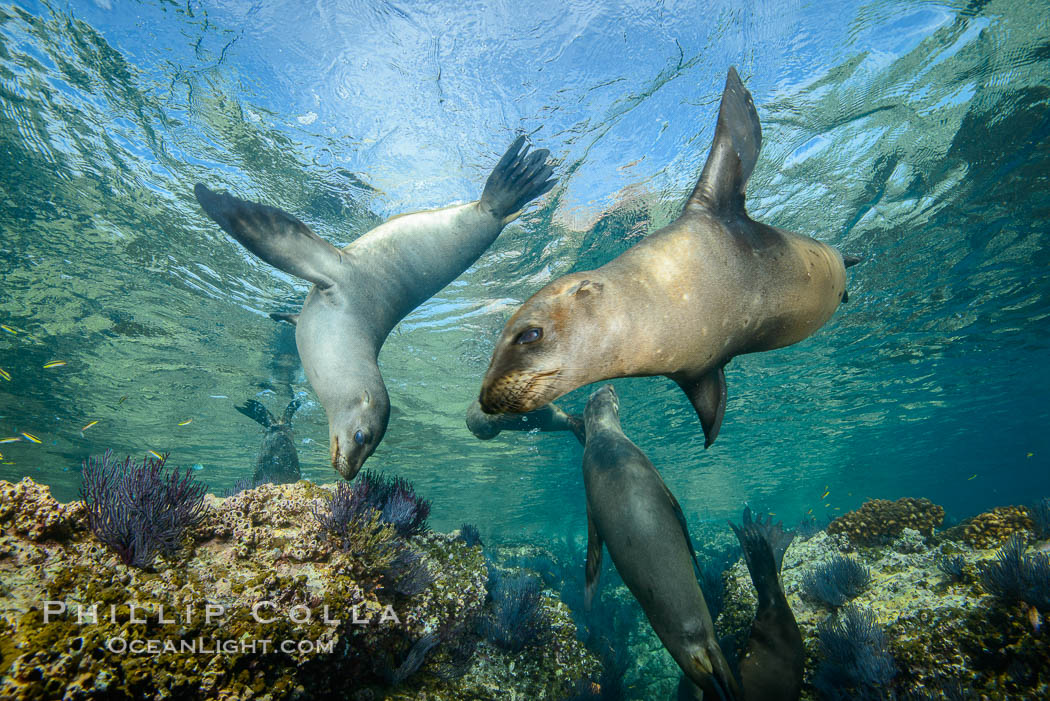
(673, 366, 727, 448)
(584, 507, 604, 611)
(479, 136, 557, 221)
(269, 311, 299, 325)
(282, 398, 302, 425)
(662, 480, 704, 581)
(195, 184, 343, 289)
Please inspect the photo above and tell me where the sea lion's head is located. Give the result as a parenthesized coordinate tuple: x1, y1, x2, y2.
(479, 274, 608, 414)
(328, 385, 390, 481)
(583, 384, 620, 428)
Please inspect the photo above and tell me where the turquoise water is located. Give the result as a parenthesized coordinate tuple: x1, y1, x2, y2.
(1, 0, 1048, 546)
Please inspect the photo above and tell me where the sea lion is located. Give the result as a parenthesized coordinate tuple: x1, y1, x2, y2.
(479, 67, 860, 447)
(235, 398, 302, 485)
(581, 385, 740, 700)
(465, 399, 584, 444)
(728, 506, 804, 701)
(195, 136, 556, 479)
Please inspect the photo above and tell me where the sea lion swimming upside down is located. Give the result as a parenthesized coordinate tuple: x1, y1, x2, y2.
(195, 136, 556, 479)
(581, 385, 740, 700)
(479, 68, 860, 447)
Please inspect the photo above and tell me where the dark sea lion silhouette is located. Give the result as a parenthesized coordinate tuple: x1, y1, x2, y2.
(480, 67, 860, 448)
(235, 398, 302, 485)
(465, 398, 584, 444)
(731, 507, 804, 700)
(581, 385, 740, 700)
(196, 136, 556, 479)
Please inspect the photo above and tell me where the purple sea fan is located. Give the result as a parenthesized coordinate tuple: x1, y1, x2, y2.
(80, 449, 208, 568)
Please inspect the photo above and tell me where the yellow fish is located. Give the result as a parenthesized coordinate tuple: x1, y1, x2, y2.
(1027, 453, 1034, 458)
(967, 474, 977, 481)
(806, 509, 813, 515)
(43, 361, 67, 369)
(178, 419, 193, 426)
(148, 450, 164, 460)
(118, 395, 128, 405)
(822, 490, 831, 499)
(81, 420, 99, 432)
(0, 325, 16, 334)
(0, 437, 20, 443)
(0, 368, 10, 381)
(20, 432, 42, 444)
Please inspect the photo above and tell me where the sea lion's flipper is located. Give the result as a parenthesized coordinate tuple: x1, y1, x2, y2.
(480, 136, 557, 220)
(235, 399, 275, 429)
(282, 398, 302, 425)
(842, 254, 863, 268)
(673, 366, 727, 448)
(662, 481, 704, 581)
(566, 414, 586, 445)
(841, 289, 849, 304)
(584, 507, 604, 611)
(686, 66, 762, 217)
(729, 506, 795, 606)
(194, 184, 343, 290)
(269, 311, 299, 326)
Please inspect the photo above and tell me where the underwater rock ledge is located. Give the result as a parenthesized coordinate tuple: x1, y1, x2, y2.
(0, 477, 599, 700)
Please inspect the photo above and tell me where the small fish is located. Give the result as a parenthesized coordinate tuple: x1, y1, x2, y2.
(1028, 604, 1042, 633)
(178, 419, 193, 426)
(42, 360, 66, 369)
(2, 461, 13, 465)
(81, 420, 99, 432)
(0, 325, 16, 334)
(806, 508, 813, 515)
(0, 451, 3, 460)
(209, 395, 228, 399)
(148, 450, 164, 460)
(822, 490, 831, 499)
(192, 463, 204, 471)
(118, 395, 128, 405)
(20, 432, 42, 443)
(968, 474, 977, 481)
(1027, 452, 1034, 458)
(0, 437, 21, 443)
(0, 368, 10, 381)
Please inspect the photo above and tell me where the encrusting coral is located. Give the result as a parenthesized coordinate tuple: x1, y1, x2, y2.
(961, 505, 1033, 550)
(0, 477, 598, 700)
(827, 497, 944, 546)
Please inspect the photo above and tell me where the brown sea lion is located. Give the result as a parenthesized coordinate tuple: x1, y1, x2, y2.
(478, 68, 859, 447)
(581, 385, 740, 700)
(195, 136, 556, 479)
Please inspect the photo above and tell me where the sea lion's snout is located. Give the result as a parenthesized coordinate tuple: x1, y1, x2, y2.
(331, 434, 370, 481)
(328, 392, 389, 481)
(479, 369, 561, 415)
(584, 385, 619, 425)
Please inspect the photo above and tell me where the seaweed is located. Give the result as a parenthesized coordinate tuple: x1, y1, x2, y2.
(80, 449, 208, 568)
(1029, 497, 1050, 539)
(977, 534, 1050, 612)
(381, 546, 434, 597)
(479, 570, 546, 652)
(458, 523, 483, 548)
(380, 633, 440, 686)
(814, 605, 896, 700)
(936, 554, 966, 583)
(802, 556, 872, 607)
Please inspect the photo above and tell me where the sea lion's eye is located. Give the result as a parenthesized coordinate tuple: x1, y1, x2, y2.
(354, 430, 366, 445)
(515, 327, 543, 344)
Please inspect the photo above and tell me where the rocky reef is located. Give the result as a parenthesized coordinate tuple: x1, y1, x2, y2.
(0, 477, 598, 700)
(720, 500, 1049, 700)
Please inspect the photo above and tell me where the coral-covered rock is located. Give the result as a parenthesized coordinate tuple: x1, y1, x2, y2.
(827, 497, 944, 546)
(0, 478, 81, 541)
(0, 478, 598, 700)
(961, 505, 1033, 550)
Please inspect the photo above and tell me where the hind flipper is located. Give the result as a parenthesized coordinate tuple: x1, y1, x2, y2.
(480, 136, 557, 221)
(686, 66, 762, 217)
(729, 506, 795, 606)
(282, 398, 302, 425)
(673, 366, 727, 448)
(584, 507, 603, 611)
(235, 399, 275, 429)
(195, 184, 343, 289)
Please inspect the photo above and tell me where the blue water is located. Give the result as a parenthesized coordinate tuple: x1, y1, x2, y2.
(1, 0, 1048, 545)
